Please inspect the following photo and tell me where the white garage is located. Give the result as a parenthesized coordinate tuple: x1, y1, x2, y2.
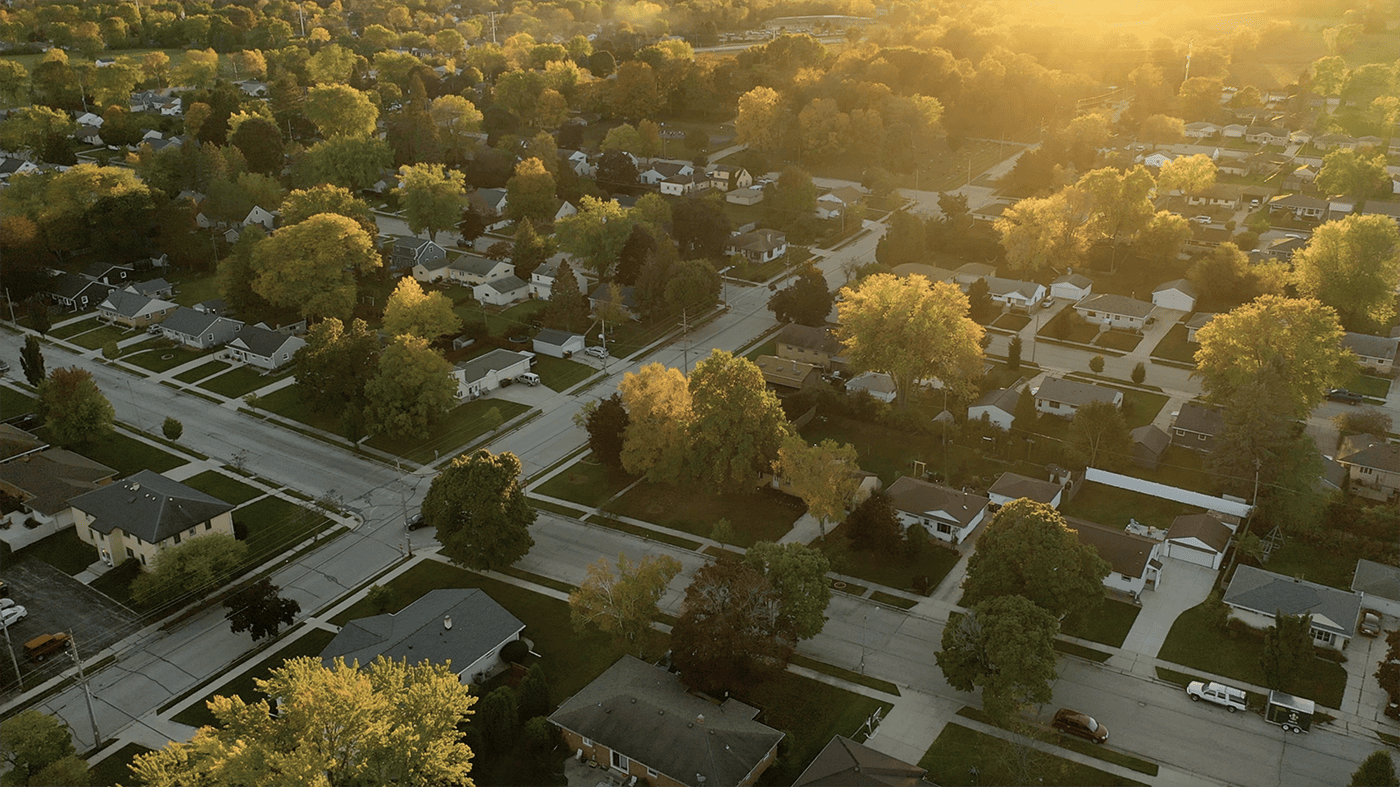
(453, 349, 532, 400)
(1352, 559, 1400, 619)
(532, 328, 585, 359)
(1164, 513, 1233, 569)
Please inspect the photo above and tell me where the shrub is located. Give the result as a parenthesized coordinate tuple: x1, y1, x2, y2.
(501, 639, 530, 664)
(1089, 355, 1105, 374)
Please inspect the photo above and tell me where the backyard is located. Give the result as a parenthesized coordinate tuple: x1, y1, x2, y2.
(603, 483, 805, 547)
(1060, 482, 1202, 531)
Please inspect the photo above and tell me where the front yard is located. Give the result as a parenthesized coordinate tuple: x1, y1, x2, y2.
(819, 521, 961, 595)
(199, 365, 295, 398)
(918, 723, 1146, 787)
(1061, 598, 1141, 648)
(123, 345, 215, 373)
(532, 458, 634, 509)
(603, 483, 804, 547)
(1149, 323, 1197, 365)
(532, 354, 594, 390)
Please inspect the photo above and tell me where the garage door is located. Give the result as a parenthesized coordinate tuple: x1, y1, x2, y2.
(1167, 540, 1219, 568)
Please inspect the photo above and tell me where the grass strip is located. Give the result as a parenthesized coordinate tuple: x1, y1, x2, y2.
(1154, 666, 1269, 710)
(791, 654, 901, 696)
(586, 515, 702, 551)
(921, 723, 1147, 787)
(1054, 639, 1113, 663)
(956, 706, 1159, 777)
(830, 579, 868, 596)
(526, 444, 590, 484)
(869, 590, 917, 609)
(531, 498, 588, 519)
(495, 565, 576, 595)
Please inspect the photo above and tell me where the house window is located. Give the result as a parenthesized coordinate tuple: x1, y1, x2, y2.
(937, 522, 954, 535)
(173, 533, 181, 545)
(582, 737, 592, 747)
(1311, 629, 1333, 645)
(1362, 467, 1374, 475)
(206, 522, 213, 530)
(1198, 434, 1207, 441)
(1175, 429, 1186, 437)
(611, 751, 630, 772)
(90, 528, 102, 541)
(189, 528, 197, 537)
(140, 553, 147, 565)
(647, 767, 658, 778)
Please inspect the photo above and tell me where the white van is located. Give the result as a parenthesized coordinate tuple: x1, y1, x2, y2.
(516, 373, 540, 387)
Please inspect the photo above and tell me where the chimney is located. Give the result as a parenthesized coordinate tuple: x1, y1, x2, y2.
(444, 615, 452, 630)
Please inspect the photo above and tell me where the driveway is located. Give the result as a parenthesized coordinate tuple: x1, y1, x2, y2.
(1116, 557, 1218, 664)
(1, 559, 141, 682)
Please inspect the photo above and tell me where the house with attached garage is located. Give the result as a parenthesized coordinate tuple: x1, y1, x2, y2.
(1152, 279, 1197, 312)
(96, 289, 178, 329)
(473, 275, 530, 307)
(319, 588, 525, 686)
(953, 262, 997, 287)
(1165, 512, 1235, 570)
(1034, 377, 1123, 419)
(453, 349, 533, 400)
(726, 185, 765, 205)
(987, 472, 1063, 508)
(1352, 559, 1400, 619)
(532, 328, 585, 358)
(1361, 201, 1400, 227)
(1074, 293, 1154, 332)
(47, 274, 111, 312)
(159, 307, 244, 350)
(71, 470, 235, 569)
(638, 160, 693, 187)
(0, 448, 115, 544)
(983, 277, 1046, 310)
(1051, 273, 1093, 302)
(1336, 441, 1400, 503)
(816, 186, 866, 220)
(549, 655, 784, 787)
(885, 476, 991, 545)
(1223, 565, 1362, 649)
(1171, 402, 1224, 452)
(446, 255, 515, 287)
(392, 236, 448, 274)
(1341, 332, 1398, 376)
(225, 323, 306, 370)
(775, 323, 844, 371)
(1269, 193, 1328, 221)
(659, 172, 711, 196)
(844, 372, 897, 403)
(1067, 518, 1162, 596)
(1185, 184, 1242, 211)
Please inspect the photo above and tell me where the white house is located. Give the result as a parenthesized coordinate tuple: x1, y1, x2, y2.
(97, 289, 177, 328)
(1050, 273, 1093, 302)
(1034, 377, 1123, 418)
(1074, 293, 1155, 331)
(529, 255, 584, 300)
(453, 349, 532, 399)
(225, 323, 306, 370)
(473, 275, 530, 306)
(1341, 332, 1399, 376)
(845, 372, 896, 403)
(1221, 123, 1247, 138)
(659, 172, 711, 196)
(709, 164, 753, 192)
(557, 149, 595, 177)
(1142, 151, 1177, 169)
(968, 385, 1021, 431)
(727, 229, 788, 263)
(446, 255, 514, 286)
(638, 161, 692, 186)
(1352, 559, 1400, 619)
(1164, 512, 1235, 570)
(532, 328, 585, 359)
(885, 476, 991, 545)
(987, 472, 1063, 508)
(242, 205, 278, 232)
(1068, 518, 1163, 596)
(1152, 279, 1197, 311)
(552, 200, 578, 222)
(816, 186, 866, 220)
(725, 186, 765, 205)
(983, 277, 1046, 310)
(159, 307, 243, 350)
(0, 158, 40, 180)
(1224, 565, 1361, 649)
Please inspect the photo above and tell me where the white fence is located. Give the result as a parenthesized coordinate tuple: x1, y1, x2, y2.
(1084, 468, 1253, 519)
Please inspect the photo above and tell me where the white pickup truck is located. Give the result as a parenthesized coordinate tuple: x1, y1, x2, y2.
(1187, 681, 1247, 712)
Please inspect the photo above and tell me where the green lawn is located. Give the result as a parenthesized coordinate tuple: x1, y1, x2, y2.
(1038, 308, 1099, 344)
(1095, 330, 1143, 353)
(199, 365, 295, 398)
(1157, 601, 1348, 709)
(1346, 372, 1391, 399)
(918, 723, 1146, 787)
(165, 270, 222, 308)
(1060, 380, 1168, 429)
(956, 706, 1158, 776)
(123, 345, 215, 372)
(252, 384, 335, 431)
(49, 317, 99, 339)
(0, 386, 37, 417)
(1150, 323, 1197, 365)
(173, 360, 231, 383)
(71, 323, 139, 350)
(1115, 445, 1218, 496)
(76, 429, 186, 477)
(456, 299, 549, 337)
(799, 415, 943, 487)
(234, 496, 332, 560)
(532, 354, 594, 390)
(750, 671, 893, 786)
(172, 628, 340, 729)
(745, 338, 778, 362)
(1061, 598, 1141, 648)
(1060, 481, 1198, 531)
(992, 312, 1031, 332)
(180, 470, 265, 505)
(532, 459, 635, 509)
(604, 483, 803, 547)
(87, 742, 154, 787)
(89, 560, 141, 606)
(820, 521, 961, 595)
(589, 514, 703, 550)
(363, 398, 531, 464)
(12, 527, 98, 575)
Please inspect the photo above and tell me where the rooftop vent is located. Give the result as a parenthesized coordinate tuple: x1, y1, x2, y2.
(444, 615, 452, 630)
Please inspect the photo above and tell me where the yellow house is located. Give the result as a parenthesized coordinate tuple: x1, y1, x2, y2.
(70, 470, 236, 568)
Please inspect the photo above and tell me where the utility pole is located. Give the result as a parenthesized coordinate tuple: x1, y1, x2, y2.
(1183, 39, 1194, 84)
(69, 634, 101, 750)
(4, 288, 16, 324)
(489, 11, 497, 44)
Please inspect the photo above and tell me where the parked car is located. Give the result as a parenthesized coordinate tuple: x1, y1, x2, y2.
(1327, 388, 1364, 404)
(585, 346, 608, 359)
(147, 324, 163, 334)
(1361, 609, 1383, 637)
(516, 372, 540, 386)
(23, 632, 69, 661)
(406, 512, 428, 531)
(0, 604, 26, 628)
(1187, 680, 1247, 712)
(1051, 708, 1109, 743)
(1191, 215, 1212, 224)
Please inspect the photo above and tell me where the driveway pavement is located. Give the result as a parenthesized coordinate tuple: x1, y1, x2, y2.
(1115, 557, 1219, 671)
(0, 559, 141, 686)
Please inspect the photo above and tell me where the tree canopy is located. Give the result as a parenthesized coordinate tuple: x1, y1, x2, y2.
(688, 350, 791, 493)
(38, 366, 114, 447)
(252, 213, 380, 321)
(743, 541, 832, 640)
(382, 277, 461, 341)
(569, 552, 681, 646)
(1291, 214, 1400, 333)
(772, 435, 860, 539)
(619, 362, 693, 484)
(671, 560, 795, 695)
(936, 594, 1060, 722)
(423, 449, 536, 571)
(224, 578, 301, 642)
(962, 499, 1110, 621)
(364, 334, 457, 440)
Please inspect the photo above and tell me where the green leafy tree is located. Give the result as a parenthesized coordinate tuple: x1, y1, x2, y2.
(0, 710, 84, 787)
(422, 449, 537, 571)
(28, 302, 50, 338)
(396, 164, 466, 243)
(1157, 153, 1217, 195)
(1067, 400, 1131, 469)
(619, 363, 693, 484)
(569, 553, 682, 645)
(1187, 242, 1288, 313)
(767, 264, 833, 326)
(1292, 214, 1400, 333)
(743, 541, 832, 639)
(477, 687, 518, 755)
(382, 278, 461, 341)
(671, 560, 796, 696)
(689, 350, 791, 493)
(1013, 386, 1037, 434)
(1132, 362, 1147, 385)
(962, 499, 1111, 621)
(20, 336, 44, 387)
(299, 137, 394, 191)
(505, 157, 556, 225)
(162, 417, 183, 441)
(304, 84, 378, 138)
(1007, 335, 1022, 374)
(1317, 148, 1392, 200)
(0, 106, 78, 161)
(511, 219, 552, 281)
(772, 435, 859, 540)
(843, 490, 904, 556)
(1261, 611, 1314, 694)
(38, 367, 114, 447)
(1352, 751, 1400, 787)
(100, 340, 121, 361)
(767, 165, 819, 237)
(224, 578, 301, 642)
(364, 334, 456, 440)
(736, 87, 785, 153)
(837, 274, 985, 407)
(131, 533, 250, 607)
(543, 259, 590, 333)
(936, 594, 1060, 722)
(252, 213, 380, 321)
(228, 113, 285, 176)
(294, 318, 381, 422)
(132, 656, 475, 787)
(663, 259, 722, 317)
(280, 185, 377, 237)
(365, 583, 400, 614)
(579, 393, 629, 468)
(517, 664, 552, 720)
(1089, 354, 1105, 374)
(555, 196, 634, 280)
(995, 188, 1093, 274)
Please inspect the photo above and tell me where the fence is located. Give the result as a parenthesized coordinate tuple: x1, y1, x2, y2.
(1084, 467, 1252, 519)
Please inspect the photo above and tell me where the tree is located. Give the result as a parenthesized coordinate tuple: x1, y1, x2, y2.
(0, 710, 84, 787)
(423, 449, 536, 571)
(936, 594, 1060, 723)
(228, 114, 284, 176)
(837, 274, 985, 408)
(962, 499, 1111, 620)
(28, 302, 50, 337)
(1194, 296, 1351, 419)
(365, 334, 457, 440)
(505, 157, 556, 225)
(303, 84, 378, 138)
(396, 163, 466, 243)
(772, 435, 859, 540)
(1007, 335, 1022, 373)
(511, 219, 552, 281)
(517, 664, 551, 720)
(382, 278, 461, 342)
(672, 197, 731, 260)
(19, 336, 44, 387)
(0, 107, 77, 162)
(995, 188, 1093, 274)
(619, 363, 694, 484)
(252, 214, 380, 321)
(1089, 354, 1105, 374)
(671, 561, 795, 695)
(555, 196, 634, 279)
(477, 686, 518, 755)
(280, 185, 376, 238)
(294, 318, 381, 423)
(569, 553, 682, 645)
(1067, 400, 1131, 469)
(1157, 153, 1217, 195)
(736, 87, 785, 153)
(132, 656, 475, 787)
(429, 95, 483, 161)
(543, 260, 590, 333)
(1187, 241, 1287, 312)
(767, 166, 819, 237)
(1137, 113, 1185, 147)
(1013, 386, 1037, 433)
(131, 534, 250, 607)
(1317, 149, 1392, 200)
(1292, 215, 1400, 333)
(224, 578, 301, 642)
(300, 137, 394, 192)
(743, 541, 832, 640)
(1080, 166, 1157, 258)
(173, 48, 220, 89)
(162, 417, 183, 441)
(1132, 362, 1147, 385)
(38, 367, 114, 447)
(1261, 611, 1314, 694)
(663, 259, 722, 317)
(768, 264, 833, 326)
(595, 149, 640, 190)
(580, 394, 629, 468)
(844, 490, 904, 556)
(1352, 751, 1400, 787)
(689, 350, 791, 493)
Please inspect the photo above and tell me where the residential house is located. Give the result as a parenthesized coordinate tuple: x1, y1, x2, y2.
(638, 161, 693, 186)
(159, 307, 243, 350)
(557, 149, 595, 177)
(726, 186, 765, 205)
(1257, 235, 1308, 262)
(1034, 377, 1123, 419)
(549, 655, 784, 787)
(445, 255, 514, 287)
(1216, 157, 1248, 178)
(588, 284, 639, 321)
(1314, 133, 1357, 151)
(1184, 312, 1217, 343)
(1337, 442, 1400, 502)
(1130, 424, 1171, 470)
(1165, 512, 1235, 569)
(1330, 198, 1356, 218)
(953, 262, 998, 287)
(987, 472, 1063, 508)
(969, 202, 1011, 224)
(1352, 559, 1400, 619)
(1066, 518, 1162, 596)
(552, 200, 578, 223)
(71, 471, 236, 569)
(0, 157, 39, 180)
(709, 164, 753, 192)
(1223, 565, 1361, 649)
(845, 372, 897, 403)
(320, 589, 525, 685)
(1051, 273, 1093, 302)
(1245, 126, 1289, 146)
(529, 256, 584, 300)
(983, 277, 1046, 310)
(1341, 332, 1399, 376)
(453, 349, 532, 399)
(1152, 279, 1198, 312)
(129, 278, 174, 299)
(792, 736, 929, 787)
(1221, 123, 1247, 138)
(659, 172, 711, 196)
(96, 289, 177, 328)
(1185, 185, 1243, 211)
(47, 274, 112, 312)
(1270, 193, 1328, 221)
(473, 275, 530, 307)
(1142, 151, 1177, 169)
(1171, 402, 1224, 452)
(1289, 129, 1313, 145)
(886, 476, 991, 545)
(968, 385, 1022, 431)
(235, 80, 267, 97)
(75, 124, 103, 146)
(0, 449, 115, 534)
(394, 236, 448, 274)
(1073, 294, 1155, 331)
(532, 328, 585, 359)
(756, 355, 822, 392)
(1245, 152, 1289, 176)
(1183, 121, 1221, 139)
(816, 186, 866, 220)
(775, 324, 844, 370)
(225, 323, 306, 370)
(83, 262, 134, 286)
(727, 229, 788, 263)
(1359, 135, 1385, 150)
(242, 205, 277, 232)
(1285, 164, 1319, 191)
(1361, 201, 1400, 227)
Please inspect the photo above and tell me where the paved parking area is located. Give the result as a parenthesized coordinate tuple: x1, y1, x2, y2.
(1, 559, 141, 681)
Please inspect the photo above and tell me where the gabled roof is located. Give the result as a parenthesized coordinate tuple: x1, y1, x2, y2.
(1065, 518, 1158, 579)
(129, 278, 172, 297)
(1353, 559, 1400, 603)
(160, 307, 241, 338)
(1052, 273, 1093, 288)
(1174, 401, 1224, 436)
(885, 476, 989, 527)
(1131, 424, 1171, 456)
(1035, 377, 1122, 408)
(971, 385, 1022, 415)
(1184, 312, 1217, 330)
(1075, 293, 1154, 318)
(984, 276, 1043, 299)
(70, 470, 234, 543)
(1224, 564, 1362, 638)
(1271, 193, 1329, 210)
(0, 449, 116, 515)
(229, 323, 300, 358)
(1338, 442, 1400, 473)
(456, 349, 532, 383)
(729, 228, 786, 253)
(533, 328, 581, 347)
(776, 324, 842, 355)
(987, 472, 1061, 505)
(1342, 331, 1398, 362)
(1168, 513, 1232, 553)
(320, 588, 524, 675)
(1362, 202, 1400, 220)
(49, 273, 112, 302)
(480, 275, 528, 294)
(549, 655, 784, 787)
(955, 262, 997, 279)
(452, 255, 510, 277)
(99, 289, 173, 319)
(1154, 279, 1197, 297)
(792, 735, 927, 787)
(821, 185, 865, 205)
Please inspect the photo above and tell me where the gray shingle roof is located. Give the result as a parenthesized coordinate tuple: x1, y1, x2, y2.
(69, 470, 234, 544)
(1342, 332, 1398, 362)
(451, 255, 507, 277)
(533, 328, 580, 347)
(885, 477, 989, 527)
(1224, 564, 1362, 638)
(1075, 293, 1155, 319)
(1168, 513, 1232, 553)
(1154, 279, 1197, 297)
(0, 449, 116, 515)
(455, 349, 531, 382)
(1339, 443, 1400, 473)
(970, 385, 1022, 415)
(792, 735, 926, 787)
(482, 275, 527, 294)
(320, 588, 524, 675)
(777, 324, 842, 356)
(1065, 518, 1158, 579)
(160, 307, 240, 338)
(1035, 377, 1122, 409)
(1353, 559, 1400, 603)
(549, 655, 784, 787)
(987, 472, 1061, 505)
(229, 323, 297, 358)
(1174, 402, 1224, 436)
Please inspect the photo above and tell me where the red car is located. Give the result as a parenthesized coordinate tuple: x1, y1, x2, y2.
(1052, 708, 1109, 744)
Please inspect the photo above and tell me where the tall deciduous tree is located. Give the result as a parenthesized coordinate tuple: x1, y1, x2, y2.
(131, 534, 250, 607)
(423, 449, 536, 571)
(511, 219, 552, 281)
(382, 278, 461, 341)
(995, 187, 1093, 274)
(1157, 153, 1217, 195)
(1261, 611, 1314, 694)
(38, 367, 114, 447)
(19, 336, 44, 387)
(1292, 214, 1400, 333)
(962, 499, 1111, 621)
(743, 541, 832, 639)
(578, 393, 629, 469)
(671, 561, 795, 695)
(0, 710, 86, 787)
(772, 435, 860, 540)
(768, 264, 833, 326)
(252, 213, 380, 321)
(837, 274, 985, 407)
(280, 185, 377, 237)
(619, 363, 693, 483)
(1317, 148, 1392, 199)
(936, 594, 1060, 722)
(396, 163, 466, 243)
(505, 157, 556, 225)
(1187, 241, 1288, 313)
(1067, 400, 1131, 469)
(132, 656, 476, 787)
(304, 84, 379, 138)
(555, 196, 634, 279)
(300, 136, 394, 192)
(294, 317, 381, 423)
(364, 334, 456, 440)
(844, 490, 905, 556)
(689, 350, 791, 493)
(569, 553, 682, 645)
(224, 578, 301, 642)
(736, 87, 785, 153)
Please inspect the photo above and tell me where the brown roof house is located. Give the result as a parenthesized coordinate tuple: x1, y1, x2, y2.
(1130, 424, 1171, 470)
(1034, 377, 1122, 419)
(1164, 513, 1235, 570)
(1337, 441, 1400, 503)
(987, 472, 1063, 508)
(792, 735, 932, 787)
(886, 476, 991, 545)
(70, 470, 235, 569)
(775, 324, 845, 370)
(549, 655, 784, 787)
(755, 355, 822, 392)
(0, 448, 116, 549)
(1172, 402, 1224, 452)
(1066, 518, 1162, 597)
